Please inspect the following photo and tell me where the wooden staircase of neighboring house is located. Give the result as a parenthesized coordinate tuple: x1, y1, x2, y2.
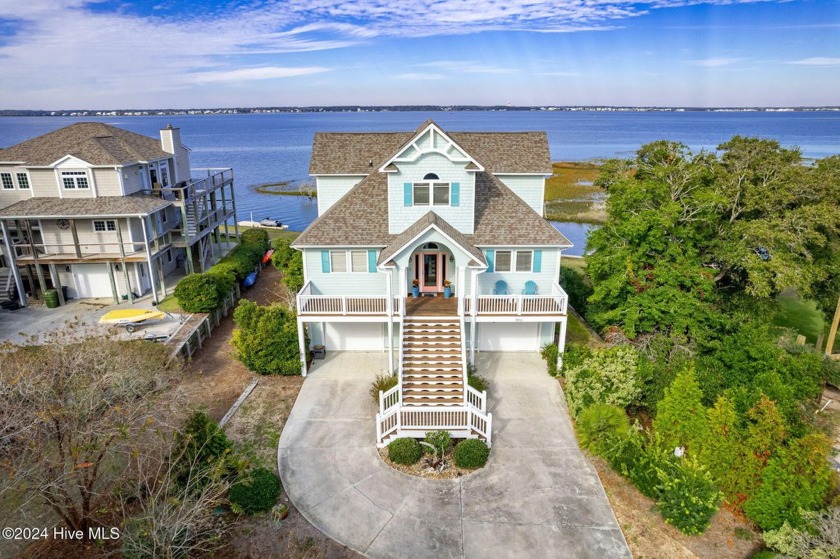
(401, 317, 464, 406)
(0, 267, 14, 302)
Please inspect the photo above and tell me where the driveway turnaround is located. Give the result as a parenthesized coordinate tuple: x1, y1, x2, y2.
(278, 352, 631, 559)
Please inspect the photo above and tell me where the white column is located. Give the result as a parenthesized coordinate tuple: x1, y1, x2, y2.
(141, 216, 159, 304)
(470, 268, 478, 364)
(386, 269, 394, 376)
(297, 317, 308, 377)
(557, 318, 568, 371)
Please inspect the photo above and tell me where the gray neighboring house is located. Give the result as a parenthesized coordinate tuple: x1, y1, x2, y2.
(0, 123, 237, 307)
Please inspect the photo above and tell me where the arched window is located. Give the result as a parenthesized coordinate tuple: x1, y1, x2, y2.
(422, 242, 439, 250)
(423, 173, 439, 180)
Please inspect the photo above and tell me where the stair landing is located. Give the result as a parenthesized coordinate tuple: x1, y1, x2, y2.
(404, 295, 457, 316)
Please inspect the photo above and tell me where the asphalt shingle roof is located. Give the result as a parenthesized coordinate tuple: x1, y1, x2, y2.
(0, 122, 171, 166)
(377, 212, 487, 266)
(0, 196, 171, 219)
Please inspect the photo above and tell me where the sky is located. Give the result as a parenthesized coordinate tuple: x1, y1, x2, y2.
(0, 0, 838, 109)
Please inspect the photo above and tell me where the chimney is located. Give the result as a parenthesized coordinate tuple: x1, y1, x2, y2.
(159, 125, 191, 183)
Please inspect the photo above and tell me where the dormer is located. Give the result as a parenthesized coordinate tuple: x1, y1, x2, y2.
(384, 121, 482, 235)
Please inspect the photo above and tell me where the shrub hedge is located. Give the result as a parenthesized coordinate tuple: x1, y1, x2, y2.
(173, 273, 225, 313)
(232, 301, 304, 375)
(540, 343, 559, 376)
(453, 439, 490, 469)
(576, 403, 630, 456)
(564, 345, 642, 417)
(388, 438, 421, 465)
(229, 467, 281, 515)
(240, 228, 270, 253)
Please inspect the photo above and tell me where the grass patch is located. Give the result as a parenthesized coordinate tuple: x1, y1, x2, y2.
(567, 312, 595, 346)
(561, 258, 588, 273)
(545, 161, 603, 201)
(155, 294, 182, 313)
(220, 228, 300, 242)
(254, 181, 316, 197)
(772, 289, 825, 344)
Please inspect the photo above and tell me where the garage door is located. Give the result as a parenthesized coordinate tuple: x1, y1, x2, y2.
(324, 323, 384, 351)
(478, 322, 539, 352)
(72, 264, 113, 298)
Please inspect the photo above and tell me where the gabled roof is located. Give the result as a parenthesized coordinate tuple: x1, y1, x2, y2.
(0, 195, 170, 219)
(0, 122, 171, 166)
(377, 212, 486, 266)
(292, 171, 571, 249)
(377, 120, 484, 174)
(309, 127, 552, 175)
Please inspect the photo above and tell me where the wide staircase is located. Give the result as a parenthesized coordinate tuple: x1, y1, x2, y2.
(376, 312, 492, 447)
(402, 317, 464, 406)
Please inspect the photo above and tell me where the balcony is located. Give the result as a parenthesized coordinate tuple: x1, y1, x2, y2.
(464, 282, 568, 316)
(297, 281, 400, 316)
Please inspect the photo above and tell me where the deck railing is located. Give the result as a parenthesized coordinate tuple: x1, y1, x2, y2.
(465, 282, 568, 315)
(465, 385, 487, 412)
(297, 281, 399, 315)
(376, 405, 493, 447)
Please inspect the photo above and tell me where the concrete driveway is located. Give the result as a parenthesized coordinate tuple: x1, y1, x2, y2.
(278, 352, 631, 559)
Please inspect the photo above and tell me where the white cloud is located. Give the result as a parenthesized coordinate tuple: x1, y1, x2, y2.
(787, 57, 840, 66)
(692, 57, 744, 67)
(396, 73, 446, 80)
(192, 66, 331, 83)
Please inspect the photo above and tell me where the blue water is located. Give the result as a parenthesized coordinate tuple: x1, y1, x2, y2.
(3, 111, 839, 255)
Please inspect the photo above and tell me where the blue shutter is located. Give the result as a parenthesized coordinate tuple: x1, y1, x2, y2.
(368, 250, 377, 273)
(533, 250, 542, 273)
(404, 182, 412, 206)
(485, 249, 495, 273)
(321, 250, 330, 273)
(451, 182, 460, 206)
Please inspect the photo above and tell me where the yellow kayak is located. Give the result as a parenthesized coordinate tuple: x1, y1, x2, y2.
(99, 309, 166, 332)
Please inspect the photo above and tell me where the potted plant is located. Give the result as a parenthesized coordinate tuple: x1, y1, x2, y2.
(443, 279, 453, 298)
(412, 279, 420, 298)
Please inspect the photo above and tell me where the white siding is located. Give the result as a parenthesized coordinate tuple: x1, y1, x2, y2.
(0, 165, 32, 209)
(122, 164, 146, 195)
(316, 175, 364, 215)
(494, 174, 545, 216)
(303, 248, 387, 296)
(477, 247, 561, 295)
(387, 152, 475, 235)
(92, 168, 122, 196)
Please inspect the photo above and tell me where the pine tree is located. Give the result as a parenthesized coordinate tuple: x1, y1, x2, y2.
(653, 367, 709, 456)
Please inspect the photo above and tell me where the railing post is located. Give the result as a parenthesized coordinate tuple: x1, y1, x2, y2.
(341, 297, 347, 315)
(379, 390, 384, 415)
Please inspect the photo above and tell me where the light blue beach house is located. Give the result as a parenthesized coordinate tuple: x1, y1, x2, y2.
(292, 120, 571, 445)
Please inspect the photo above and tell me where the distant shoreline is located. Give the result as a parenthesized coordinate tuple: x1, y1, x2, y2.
(2, 105, 840, 117)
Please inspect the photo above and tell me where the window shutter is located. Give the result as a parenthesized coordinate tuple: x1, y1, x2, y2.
(368, 250, 377, 273)
(485, 249, 495, 273)
(451, 182, 460, 206)
(404, 182, 412, 206)
(533, 250, 542, 273)
(321, 250, 330, 273)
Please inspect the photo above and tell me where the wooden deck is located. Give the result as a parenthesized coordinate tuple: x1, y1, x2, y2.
(404, 295, 457, 316)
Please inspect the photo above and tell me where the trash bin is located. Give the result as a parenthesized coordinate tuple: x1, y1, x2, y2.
(44, 288, 59, 309)
(312, 345, 326, 359)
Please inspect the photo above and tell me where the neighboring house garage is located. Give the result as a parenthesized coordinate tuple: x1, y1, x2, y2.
(72, 264, 112, 298)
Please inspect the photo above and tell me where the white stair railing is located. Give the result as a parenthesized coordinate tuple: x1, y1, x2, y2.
(465, 385, 487, 412)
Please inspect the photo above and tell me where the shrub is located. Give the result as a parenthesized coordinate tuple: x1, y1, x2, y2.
(656, 459, 721, 535)
(560, 266, 593, 316)
(564, 345, 642, 417)
(541, 342, 559, 376)
(653, 368, 709, 456)
(218, 249, 255, 281)
(610, 432, 670, 500)
(467, 372, 488, 392)
(174, 273, 225, 312)
(744, 433, 834, 531)
(228, 467, 281, 515)
(388, 437, 421, 465)
(232, 301, 304, 375)
(763, 507, 840, 558)
(424, 430, 451, 456)
(271, 237, 304, 293)
(240, 229, 270, 252)
(174, 412, 235, 490)
(370, 373, 398, 403)
(453, 439, 490, 469)
(207, 266, 236, 295)
(576, 404, 630, 456)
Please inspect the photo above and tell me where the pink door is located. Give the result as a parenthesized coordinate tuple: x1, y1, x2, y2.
(416, 252, 445, 293)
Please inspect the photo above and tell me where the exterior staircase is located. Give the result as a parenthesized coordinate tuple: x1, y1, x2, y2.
(402, 317, 464, 406)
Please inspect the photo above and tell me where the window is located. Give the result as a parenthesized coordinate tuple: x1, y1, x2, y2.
(93, 220, 117, 232)
(161, 209, 168, 223)
(413, 181, 449, 206)
(62, 171, 89, 189)
(350, 250, 368, 273)
(493, 250, 533, 273)
(1, 173, 13, 189)
(423, 173, 439, 180)
(330, 250, 347, 273)
(16, 173, 29, 189)
(516, 251, 533, 272)
(495, 251, 512, 272)
(166, 250, 173, 263)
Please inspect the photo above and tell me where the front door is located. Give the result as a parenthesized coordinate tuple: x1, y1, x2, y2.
(416, 252, 445, 293)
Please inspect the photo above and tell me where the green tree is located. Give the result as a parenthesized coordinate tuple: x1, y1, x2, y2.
(271, 237, 304, 293)
(653, 368, 709, 455)
(744, 433, 834, 531)
(564, 345, 642, 417)
(699, 396, 746, 505)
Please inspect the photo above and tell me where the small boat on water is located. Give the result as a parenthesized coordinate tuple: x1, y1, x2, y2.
(238, 218, 289, 230)
(242, 271, 258, 288)
(99, 309, 167, 333)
